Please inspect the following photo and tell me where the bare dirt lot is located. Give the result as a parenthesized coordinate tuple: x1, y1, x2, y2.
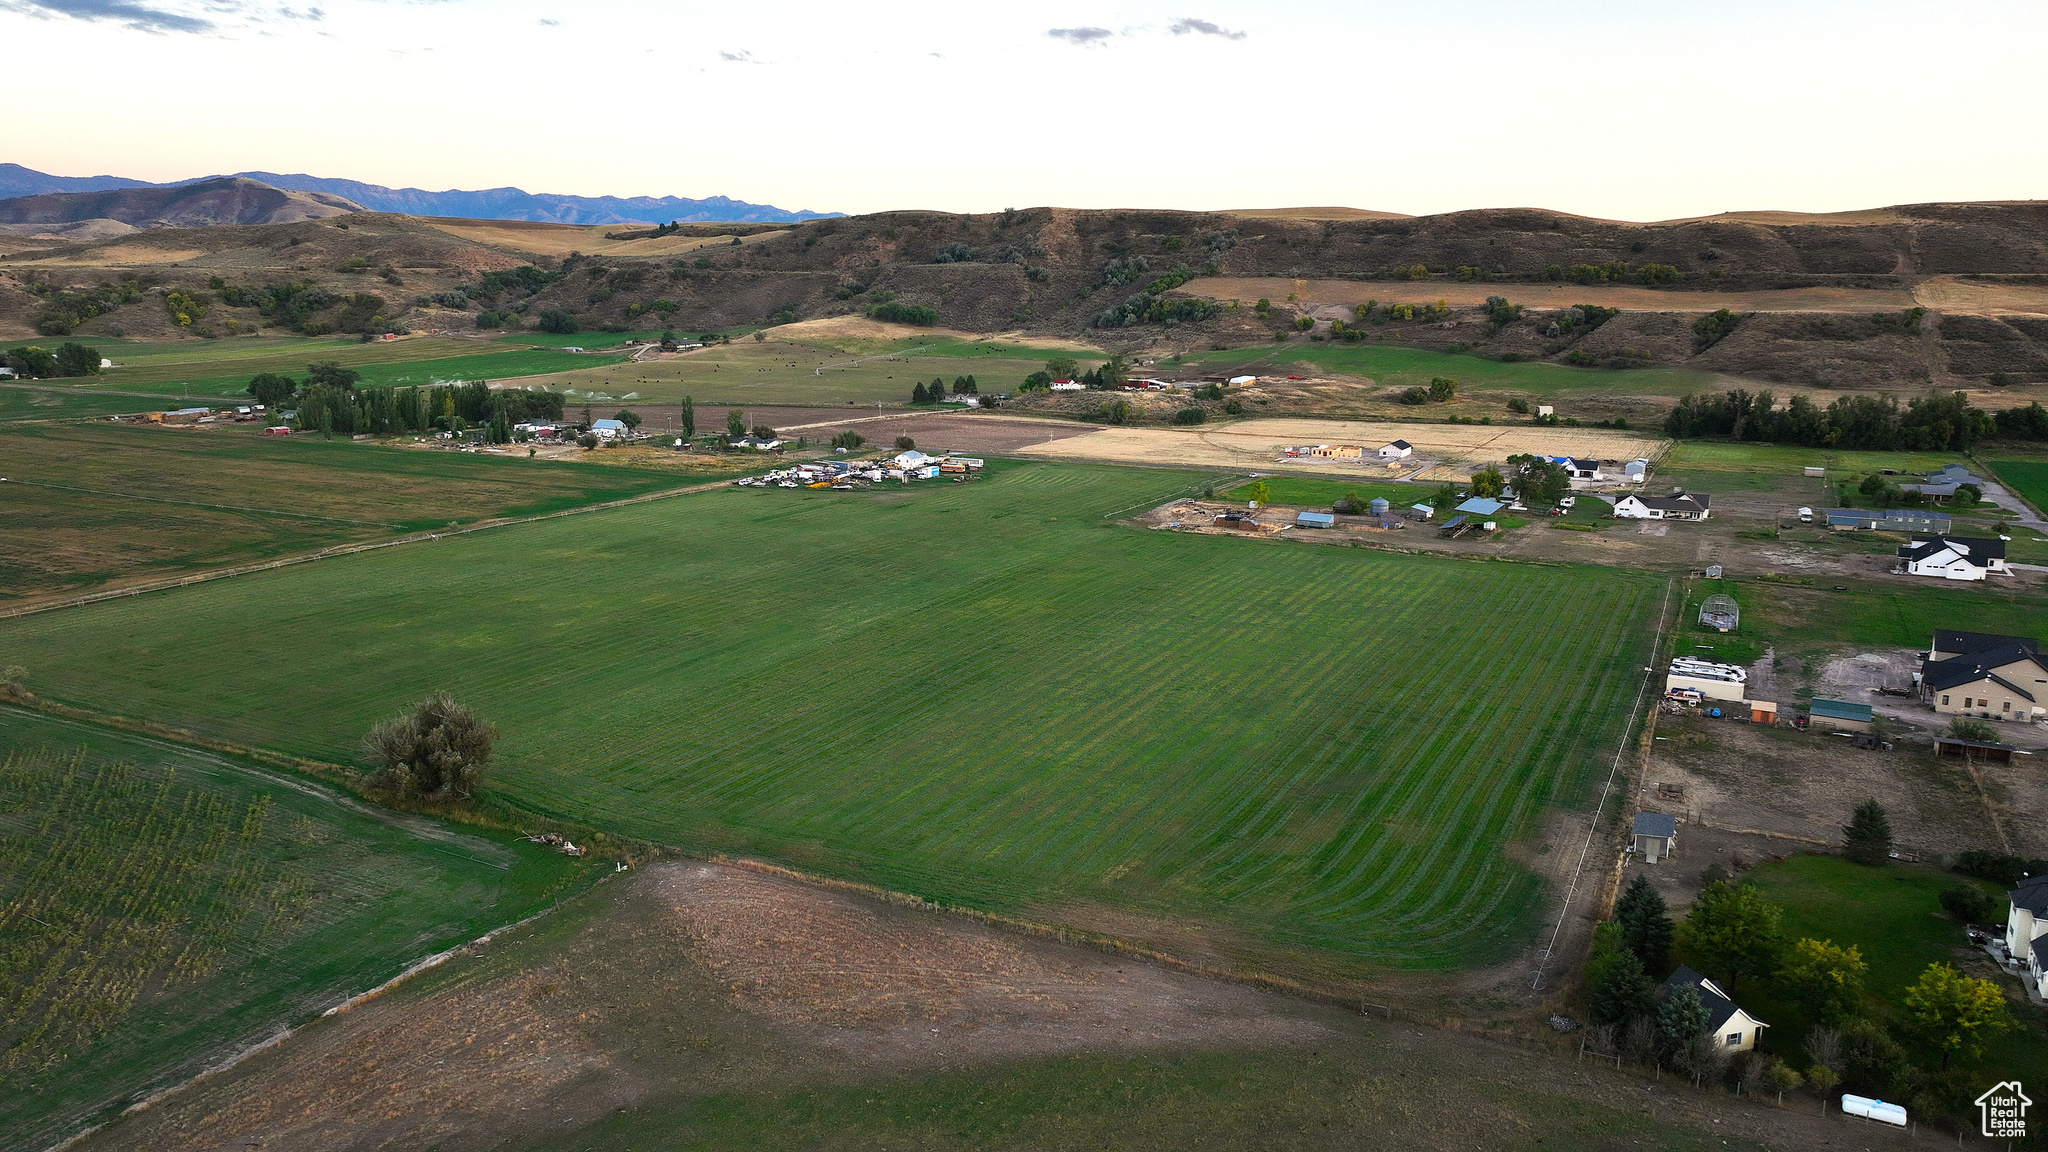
(76, 860, 1894, 1152)
(1018, 417, 1666, 478)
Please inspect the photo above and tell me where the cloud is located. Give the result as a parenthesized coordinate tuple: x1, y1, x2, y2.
(1169, 17, 1244, 39)
(275, 4, 322, 18)
(536, 15, 557, 24)
(718, 48, 760, 63)
(2, 0, 214, 32)
(1046, 26, 1112, 45)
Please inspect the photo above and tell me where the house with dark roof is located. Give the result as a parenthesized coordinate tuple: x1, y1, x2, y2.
(1376, 439, 1413, 459)
(1899, 535, 2008, 581)
(1922, 643, 2048, 720)
(2007, 877, 2048, 1000)
(1562, 456, 1605, 480)
(1631, 811, 1676, 863)
(1661, 966, 1769, 1053)
(1932, 631, 2039, 661)
(1614, 492, 1711, 521)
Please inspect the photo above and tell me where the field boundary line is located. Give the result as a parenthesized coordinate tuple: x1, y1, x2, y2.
(1528, 575, 1675, 992)
(0, 476, 735, 621)
(1, 478, 406, 527)
(42, 873, 616, 1152)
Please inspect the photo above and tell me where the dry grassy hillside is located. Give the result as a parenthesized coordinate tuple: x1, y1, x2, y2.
(5, 201, 2048, 388)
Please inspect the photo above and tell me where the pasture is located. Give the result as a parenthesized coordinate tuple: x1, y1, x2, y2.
(1985, 456, 2048, 517)
(0, 709, 600, 1150)
(59, 336, 623, 401)
(1172, 342, 1722, 400)
(0, 423, 708, 602)
(0, 461, 1666, 975)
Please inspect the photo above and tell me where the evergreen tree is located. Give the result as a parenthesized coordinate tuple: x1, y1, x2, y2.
(912, 382, 929, 404)
(1843, 799, 1892, 866)
(1615, 873, 1674, 973)
(488, 408, 511, 445)
(1588, 945, 1657, 1027)
(1656, 983, 1709, 1067)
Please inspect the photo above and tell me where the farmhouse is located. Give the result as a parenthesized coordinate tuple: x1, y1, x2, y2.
(590, 418, 627, 440)
(1899, 535, 2007, 581)
(891, 449, 934, 469)
(1920, 636, 2048, 720)
(731, 434, 783, 450)
(1631, 811, 1676, 863)
(1376, 440, 1413, 459)
(2007, 876, 2048, 1000)
(1561, 456, 1604, 480)
(1807, 698, 1874, 732)
(1661, 966, 1768, 1053)
(1614, 492, 1711, 521)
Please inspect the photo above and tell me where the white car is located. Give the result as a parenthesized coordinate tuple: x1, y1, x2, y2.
(1559, 496, 1576, 509)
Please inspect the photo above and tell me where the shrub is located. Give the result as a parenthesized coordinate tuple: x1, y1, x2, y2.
(1693, 309, 1744, 351)
(1293, 315, 1314, 331)
(895, 435, 915, 450)
(1224, 399, 1244, 415)
(1953, 849, 2048, 887)
(1506, 398, 1529, 414)
(536, 310, 579, 334)
(1172, 406, 1206, 426)
(1398, 387, 1429, 404)
(363, 692, 497, 802)
(1939, 885, 1998, 924)
(1428, 376, 1457, 402)
(932, 242, 977, 263)
(832, 430, 865, 449)
(869, 301, 937, 326)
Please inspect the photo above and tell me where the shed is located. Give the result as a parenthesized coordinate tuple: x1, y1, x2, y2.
(1455, 497, 1504, 516)
(1699, 593, 1739, 632)
(1632, 812, 1677, 863)
(1705, 563, 1724, 579)
(1808, 698, 1874, 732)
(1804, 466, 1825, 477)
(1296, 511, 1336, 529)
(1624, 458, 1649, 481)
(1369, 497, 1390, 516)
(1376, 440, 1413, 459)
(1933, 736, 2021, 762)
(1750, 700, 1777, 724)
(1409, 503, 1434, 521)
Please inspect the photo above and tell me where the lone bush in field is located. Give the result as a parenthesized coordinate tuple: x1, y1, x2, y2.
(895, 435, 916, 450)
(0, 665, 25, 697)
(364, 691, 497, 802)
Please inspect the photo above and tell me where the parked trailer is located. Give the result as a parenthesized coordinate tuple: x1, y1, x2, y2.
(1839, 1095, 1907, 1127)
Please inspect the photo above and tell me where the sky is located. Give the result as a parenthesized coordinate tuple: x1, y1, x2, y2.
(3, 0, 2043, 220)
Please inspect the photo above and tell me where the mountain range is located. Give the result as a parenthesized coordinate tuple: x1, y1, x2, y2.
(0, 163, 838, 225)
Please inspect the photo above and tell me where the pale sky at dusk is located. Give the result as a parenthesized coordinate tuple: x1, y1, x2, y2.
(4, 0, 2042, 219)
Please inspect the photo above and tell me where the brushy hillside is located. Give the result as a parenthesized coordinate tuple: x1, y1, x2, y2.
(0, 462, 1665, 977)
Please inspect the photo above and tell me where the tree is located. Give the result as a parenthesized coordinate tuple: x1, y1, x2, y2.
(54, 342, 102, 377)
(1588, 936, 1658, 1027)
(1173, 406, 1206, 425)
(1022, 370, 1053, 391)
(246, 372, 297, 409)
(831, 430, 865, 449)
(1777, 937, 1867, 1021)
(912, 382, 930, 404)
(1246, 480, 1270, 505)
(1294, 315, 1314, 331)
(1469, 466, 1506, 499)
(1955, 482, 1982, 505)
(1656, 983, 1710, 1068)
(1901, 962, 2011, 1068)
(1431, 482, 1459, 512)
(1947, 715, 1997, 743)
(5, 345, 58, 378)
(577, 431, 599, 449)
(1046, 356, 1079, 380)
(751, 424, 776, 440)
(679, 396, 695, 439)
(1614, 872, 1674, 972)
(615, 409, 641, 432)
(895, 435, 915, 451)
(1099, 355, 1129, 387)
(1842, 799, 1892, 866)
(1676, 880, 1783, 982)
(1398, 387, 1430, 404)
(1428, 376, 1457, 402)
(486, 408, 511, 445)
(305, 360, 360, 390)
(1939, 885, 1998, 924)
(1839, 1018, 1912, 1095)
(727, 408, 747, 439)
(363, 691, 497, 802)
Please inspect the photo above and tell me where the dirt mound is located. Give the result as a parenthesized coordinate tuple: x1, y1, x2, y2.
(659, 863, 1327, 1063)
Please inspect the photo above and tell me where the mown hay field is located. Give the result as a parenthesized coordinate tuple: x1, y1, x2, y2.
(52, 335, 624, 401)
(0, 710, 600, 1151)
(0, 423, 711, 603)
(0, 462, 1665, 976)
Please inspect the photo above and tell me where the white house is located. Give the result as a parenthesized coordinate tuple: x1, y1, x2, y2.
(1900, 535, 2008, 581)
(1614, 492, 1711, 521)
(1661, 966, 1769, 1053)
(2007, 876, 2048, 1000)
(1562, 456, 1604, 480)
(891, 449, 934, 470)
(1049, 380, 1086, 392)
(1632, 811, 1676, 863)
(1376, 440, 1413, 459)
(589, 418, 626, 440)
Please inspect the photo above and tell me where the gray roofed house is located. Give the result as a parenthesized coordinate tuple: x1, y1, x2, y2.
(1661, 965, 1770, 1052)
(1933, 630, 2040, 659)
(1632, 811, 1677, 863)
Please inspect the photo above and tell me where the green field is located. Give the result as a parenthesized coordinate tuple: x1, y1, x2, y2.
(1984, 456, 2048, 518)
(0, 461, 1664, 972)
(527, 332, 1094, 407)
(1658, 441, 1972, 503)
(0, 708, 601, 1150)
(0, 385, 159, 423)
(35, 336, 625, 400)
(0, 423, 716, 602)
(1173, 343, 1723, 399)
(1733, 855, 2047, 1091)
(1220, 475, 1431, 510)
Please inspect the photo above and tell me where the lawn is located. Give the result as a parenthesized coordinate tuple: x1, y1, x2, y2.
(0, 461, 1666, 975)
(1173, 343, 1721, 399)
(0, 423, 711, 602)
(0, 708, 602, 1151)
(1657, 441, 1971, 503)
(1731, 855, 2047, 1091)
(0, 385, 160, 423)
(1220, 475, 1431, 509)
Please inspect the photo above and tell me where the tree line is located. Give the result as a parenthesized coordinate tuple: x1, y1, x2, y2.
(5, 342, 103, 379)
(251, 362, 563, 443)
(1663, 388, 2048, 451)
